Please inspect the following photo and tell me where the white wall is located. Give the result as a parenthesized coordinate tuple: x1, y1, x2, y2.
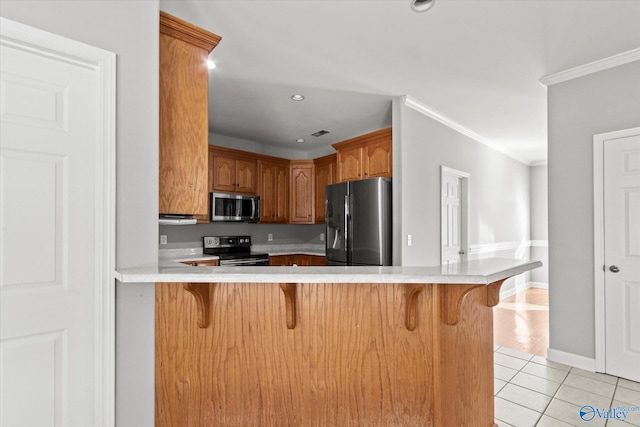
(0, 1, 158, 425)
(392, 98, 532, 293)
(547, 60, 640, 361)
(530, 165, 549, 284)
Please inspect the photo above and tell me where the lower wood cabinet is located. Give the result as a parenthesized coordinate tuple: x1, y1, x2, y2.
(269, 254, 326, 266)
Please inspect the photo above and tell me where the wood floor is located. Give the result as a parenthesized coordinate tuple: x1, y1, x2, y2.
(493, 288, 549, 357)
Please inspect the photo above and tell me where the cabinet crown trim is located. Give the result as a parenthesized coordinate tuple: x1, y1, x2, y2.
(160, 11, 221, 52)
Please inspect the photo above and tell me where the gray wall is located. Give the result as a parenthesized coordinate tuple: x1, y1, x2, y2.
(393, 99, 531, 291)
(530, 165, 549, 284)
(0, 1, 158, 425)
(547, 60, 640, 360)
(160, 223, 324, 248)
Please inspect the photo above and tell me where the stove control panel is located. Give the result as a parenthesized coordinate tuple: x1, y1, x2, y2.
(203, 235, 252, 249)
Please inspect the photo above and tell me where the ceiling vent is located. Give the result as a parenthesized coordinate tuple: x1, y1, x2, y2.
(311, 130, 330, 137)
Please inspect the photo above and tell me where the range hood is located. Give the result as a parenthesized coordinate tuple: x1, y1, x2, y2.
(159, 214, 197, 225)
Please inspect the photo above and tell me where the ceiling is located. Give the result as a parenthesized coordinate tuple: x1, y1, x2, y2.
(159, 0, 640, 165)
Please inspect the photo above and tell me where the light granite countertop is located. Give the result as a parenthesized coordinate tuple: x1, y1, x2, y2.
(115, 258, 541, 285)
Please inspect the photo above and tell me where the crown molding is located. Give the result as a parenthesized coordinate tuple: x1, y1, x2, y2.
(540, 48, 640, 86)
(402, 96, 531, 165)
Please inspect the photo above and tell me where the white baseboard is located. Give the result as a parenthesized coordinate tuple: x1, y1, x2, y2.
(499, 281, 549, 300)
(547, 348, 596, 372)
(528, 281, 549, 290)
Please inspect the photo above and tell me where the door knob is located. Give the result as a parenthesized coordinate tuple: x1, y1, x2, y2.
(609, 265, 620, 273)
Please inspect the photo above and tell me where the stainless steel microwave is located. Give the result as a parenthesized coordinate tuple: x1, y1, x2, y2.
(210, 192, 260, 222)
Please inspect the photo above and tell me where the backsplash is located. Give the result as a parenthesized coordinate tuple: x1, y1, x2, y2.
(159, 222, 325, 250)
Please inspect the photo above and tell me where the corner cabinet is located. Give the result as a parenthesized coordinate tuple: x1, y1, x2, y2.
(333, 127, 392, 183)
(289, 160, 315, 224)
(159, 12, 221, 220)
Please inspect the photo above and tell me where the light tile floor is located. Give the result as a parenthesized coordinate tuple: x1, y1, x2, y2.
(494, 346, 640, 427)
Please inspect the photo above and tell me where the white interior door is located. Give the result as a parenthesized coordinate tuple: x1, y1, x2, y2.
(441, 166, 469, 265)
(603, 132, 640, 382)
(0, 18, 115, 425)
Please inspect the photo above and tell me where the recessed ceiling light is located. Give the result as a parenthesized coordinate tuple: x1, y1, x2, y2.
(291, 94, 305, 101)
(411, 0, 435, 12)
(296, 138, 305, 143)
(207, 60, 216, 70)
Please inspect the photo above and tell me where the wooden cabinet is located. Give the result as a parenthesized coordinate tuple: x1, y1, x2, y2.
(210, 147, 257, 194)
(332, 127, 392, 183)
(159, 12, 221, 219)
(313, 154, 336, 224)
(258, 158, 289, 223)
(181, 259, 219, 267)
(269, 254, 326, 266)
(289, 160, 315, 224)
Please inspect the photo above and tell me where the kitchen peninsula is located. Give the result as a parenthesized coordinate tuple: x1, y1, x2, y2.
(116, 258, 540, 426)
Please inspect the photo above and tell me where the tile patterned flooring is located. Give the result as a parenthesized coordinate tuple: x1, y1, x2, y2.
(493, 345, 640, 426)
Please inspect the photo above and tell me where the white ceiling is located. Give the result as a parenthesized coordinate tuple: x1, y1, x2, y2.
(159, 0, 640, 165)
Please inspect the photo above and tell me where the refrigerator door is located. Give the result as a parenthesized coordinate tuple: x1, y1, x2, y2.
(325, 182, 348, 264)
(349, 178, 392, 266)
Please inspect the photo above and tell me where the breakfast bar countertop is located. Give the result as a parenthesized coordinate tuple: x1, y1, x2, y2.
(115, 257, 541, 285)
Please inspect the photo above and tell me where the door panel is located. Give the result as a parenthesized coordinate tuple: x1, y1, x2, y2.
(0, 21, 111, 425)
(441, 174, 462, 265)
(604, 133, 640, 382)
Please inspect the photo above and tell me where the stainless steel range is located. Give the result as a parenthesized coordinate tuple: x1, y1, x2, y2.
(203, 236, 270, 266)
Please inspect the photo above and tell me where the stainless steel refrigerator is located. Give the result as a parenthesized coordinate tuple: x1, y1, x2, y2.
(325, 177, 392, 266)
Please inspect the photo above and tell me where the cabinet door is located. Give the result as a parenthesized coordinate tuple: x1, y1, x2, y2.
(159, 33, 210, 216)
(274, 163, 289, 223)
(314, 156, 336, 224)
(235, 158, 257, 194)
(290, 163, 314, 224)
(364, 138, 392, 179)
(337, 145, 362, 183)
(269, 255, 291, 266)
(212, 154, 237, 192)
(259, 161, 276, 222)
(308, 255, 326, 266)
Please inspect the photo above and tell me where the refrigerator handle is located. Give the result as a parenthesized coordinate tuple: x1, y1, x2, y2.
(345, 194, 351, 264)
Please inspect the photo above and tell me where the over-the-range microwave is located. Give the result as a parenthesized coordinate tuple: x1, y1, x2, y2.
(210, 192, 260, 222)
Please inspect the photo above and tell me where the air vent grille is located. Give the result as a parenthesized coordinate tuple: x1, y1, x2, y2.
(311, 129, 330, 137)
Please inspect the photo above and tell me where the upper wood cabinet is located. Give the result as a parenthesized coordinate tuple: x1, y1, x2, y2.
(159, 12, 221, 217)
(258, 158, 289, 223)
(313, 154, 337, 224)
(210, 147, 257, 194)
(289, 160, 315, 224)
(332, 127, 392, 183)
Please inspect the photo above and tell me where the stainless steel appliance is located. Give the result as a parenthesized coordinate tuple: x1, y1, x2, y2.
(203, 236, 269, 266)
(210, 192, 260, 222)
(325, 177, 392, 266)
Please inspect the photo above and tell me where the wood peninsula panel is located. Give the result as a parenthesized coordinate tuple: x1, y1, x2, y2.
(159, 12, 220, 218)
(156, 280, 502, 426)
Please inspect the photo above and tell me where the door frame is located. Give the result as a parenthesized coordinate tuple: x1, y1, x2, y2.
(593, 126, 640, 373)
(440, 166, 470, 264)
(0, 17, 116, 424)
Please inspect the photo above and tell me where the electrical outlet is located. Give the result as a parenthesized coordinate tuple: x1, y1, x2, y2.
(160, 235, 167, 245)
(268, 233, 273, 242)
(407, 234, 412, 246)
(320, 233, 325, 242)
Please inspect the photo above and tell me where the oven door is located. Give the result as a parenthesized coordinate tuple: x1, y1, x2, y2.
(219, 257, 269, 266)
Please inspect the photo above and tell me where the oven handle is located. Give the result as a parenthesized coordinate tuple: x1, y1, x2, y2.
(220, 258, 269, 266)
